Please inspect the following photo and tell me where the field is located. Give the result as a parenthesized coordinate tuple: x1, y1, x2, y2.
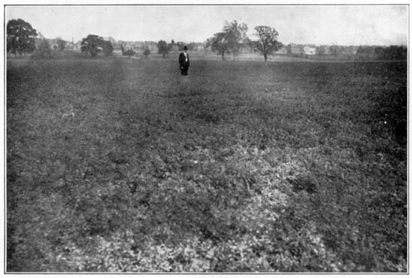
(7, 56, 407, 272)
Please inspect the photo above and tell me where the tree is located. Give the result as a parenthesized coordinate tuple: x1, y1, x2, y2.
(81, 34, 103, 57)
(120, 44, 135, 58)
(124, 49, 136, 58)
(385, 45, 407, 60)
(102, 41, 113, 57)
(222, 20, 249, 59)
(157, 40, 171, 57)
(206, 32, 231, 60)
(7, 19, 37, 56)
(254, 26, 282, 62)
(206, 20, 249, 60)
(143, 49, 151, 57)
(374, 45, 407, 60)
(81, 34, 112, 57)
(56, 38, 66, 51)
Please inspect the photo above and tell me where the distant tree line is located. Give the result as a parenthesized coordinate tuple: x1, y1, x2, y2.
(372, 45, 407, 60)
(6, 18, 283, 62)
(6, 18, 115, 58)
(6, 18, 407, 62)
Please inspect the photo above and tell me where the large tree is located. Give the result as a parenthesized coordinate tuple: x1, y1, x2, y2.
(254, 25, 282, 62)
(81, 35, 102, 57)
(206, 32, 231, 60)
(7, 19, 38, 56)
(207, 20, 249, 60)
(81, 35, 112, 57)
(222, 20, 249, 59)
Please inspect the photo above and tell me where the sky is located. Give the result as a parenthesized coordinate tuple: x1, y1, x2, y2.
(5, 4, 409, 46)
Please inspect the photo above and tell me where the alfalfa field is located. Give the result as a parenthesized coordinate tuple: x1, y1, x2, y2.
(6, 57, 407, 272)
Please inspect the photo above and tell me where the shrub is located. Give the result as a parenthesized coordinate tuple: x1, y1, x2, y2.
(143, 49, 151, 57)
(124, 49, 136, 58)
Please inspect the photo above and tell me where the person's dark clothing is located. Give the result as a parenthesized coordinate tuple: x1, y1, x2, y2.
(179, 51, 190, 76)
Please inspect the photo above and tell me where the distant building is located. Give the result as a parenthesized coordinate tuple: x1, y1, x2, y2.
(303, 45, 316, 55)
(288, 44, 303, 55)
(73, 42, 81, 51)
(65, 41, 75, 50)
(118, 41, 134, 51)
(170, 45, 179, 51)
(341, 45, 359, 55)
(195, 44, 204, 51)
(144, 42, 158, 53)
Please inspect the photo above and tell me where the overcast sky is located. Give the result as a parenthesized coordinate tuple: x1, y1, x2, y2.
(5, 5, 409, 45)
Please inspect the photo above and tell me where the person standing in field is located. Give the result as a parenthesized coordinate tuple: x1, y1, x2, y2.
(179, 46, 190, 76)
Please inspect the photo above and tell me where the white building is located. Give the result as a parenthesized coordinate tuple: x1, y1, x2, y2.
(303, 45, 316, 55)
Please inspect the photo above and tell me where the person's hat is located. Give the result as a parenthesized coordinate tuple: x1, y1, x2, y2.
(183, 46, 188, 50)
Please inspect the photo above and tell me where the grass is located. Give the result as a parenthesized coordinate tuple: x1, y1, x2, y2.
(7, 56, 407, 272)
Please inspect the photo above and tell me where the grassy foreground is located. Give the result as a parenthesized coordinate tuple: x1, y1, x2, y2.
(7, 57, 407, 272)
